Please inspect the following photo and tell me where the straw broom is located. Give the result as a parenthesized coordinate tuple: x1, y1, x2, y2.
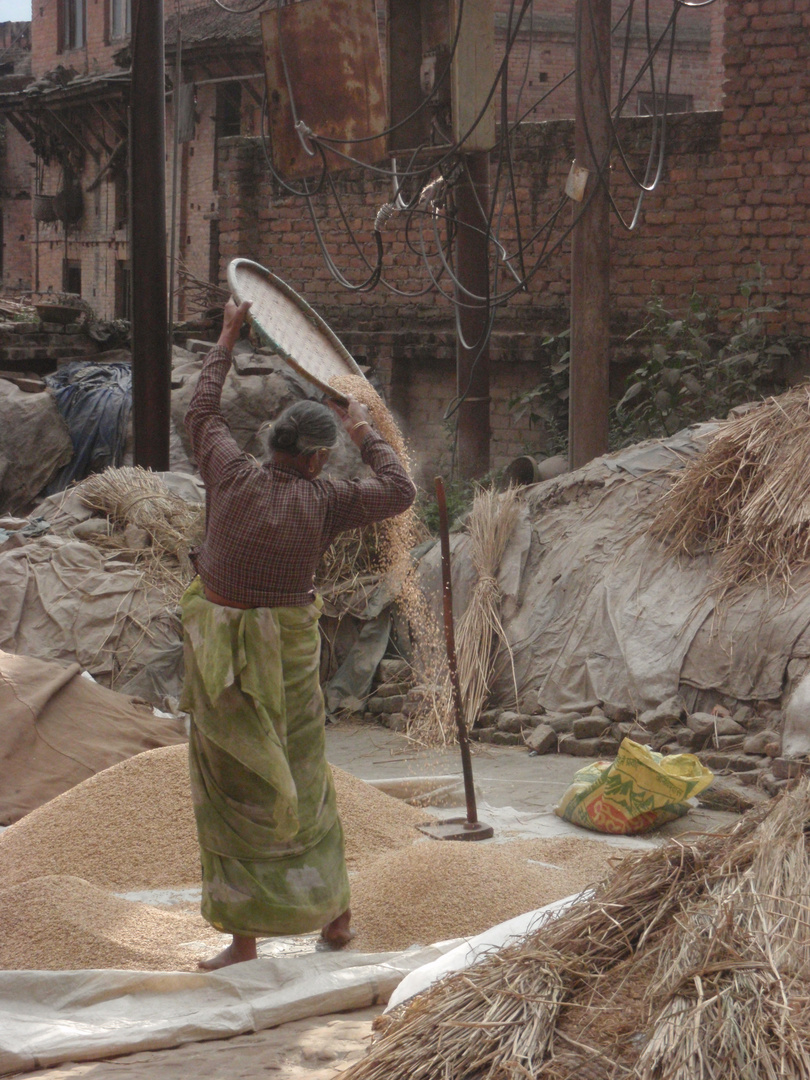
(403, 486, 522, 747)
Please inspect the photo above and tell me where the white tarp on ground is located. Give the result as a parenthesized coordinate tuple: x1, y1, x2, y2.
(0, 944, 458, 1075)
(417, 424, 810, 716)
(387, 894, 582, 1011)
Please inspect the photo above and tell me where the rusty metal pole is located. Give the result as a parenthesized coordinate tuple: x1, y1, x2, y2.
(569, 0, 611, 470)
(130, 0, 170, 470)
(454, 151, 491, 481)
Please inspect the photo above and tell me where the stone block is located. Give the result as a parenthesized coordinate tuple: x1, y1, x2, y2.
(545, 713, 576, 734)
(518, 688, 543, 714)
(384, 712, 408, 733)
(743, 731, 781, 757)
(597, 736, 620, 756)
(699, 752, 764, 773)
(496, 711, 535, 734)
(772, 757, 810, 781)
(558, 734, 601, 757)
(487, 731, 524, 746)
(676, 728, 698, 749)
(573, 716, 611, 739)
(374, 681, 411, 698)
(525, 723, 556, 755)
(601, 702, 635, 724)
(651, 695, 688, 728)
(376, 658, 410, 684)
(367, 694, 405, 714)
(472, 726, 496, 743)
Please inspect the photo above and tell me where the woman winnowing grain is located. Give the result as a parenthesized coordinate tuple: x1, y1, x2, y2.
(180, 298, 415, 970)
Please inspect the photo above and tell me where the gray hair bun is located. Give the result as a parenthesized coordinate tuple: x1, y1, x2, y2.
(269, 399, 338, 456)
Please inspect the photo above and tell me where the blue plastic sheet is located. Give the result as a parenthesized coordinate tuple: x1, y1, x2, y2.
(44, 362, 132, 492)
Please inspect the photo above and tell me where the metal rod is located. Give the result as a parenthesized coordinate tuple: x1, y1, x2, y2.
(435, 474, 480, 827)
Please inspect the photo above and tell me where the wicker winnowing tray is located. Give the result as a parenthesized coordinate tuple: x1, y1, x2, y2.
(227, 258, 364, 406)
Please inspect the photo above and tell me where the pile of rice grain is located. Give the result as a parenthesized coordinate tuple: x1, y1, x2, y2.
(0, 744, 432, 891)
(350, 837, 619, 953)
(0, 875, 220, 971)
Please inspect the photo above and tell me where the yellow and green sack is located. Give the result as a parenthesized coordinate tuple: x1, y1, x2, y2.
(554, 737, 714, 835)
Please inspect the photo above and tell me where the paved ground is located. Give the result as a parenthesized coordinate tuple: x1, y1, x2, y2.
(11, 721, 742, 1080)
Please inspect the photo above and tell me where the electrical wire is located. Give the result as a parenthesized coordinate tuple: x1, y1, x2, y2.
(211, 0, 720, 361)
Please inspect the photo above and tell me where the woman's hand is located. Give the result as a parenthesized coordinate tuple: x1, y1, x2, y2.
(218, 298, 252, 353)
(329, 396, 373, 447)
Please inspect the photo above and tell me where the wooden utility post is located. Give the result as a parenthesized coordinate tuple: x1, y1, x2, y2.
(130, 0, 170, 470)
(569, 0, 611, 470)
(454, 154, 491, 479)
(451, 0, 494, 480)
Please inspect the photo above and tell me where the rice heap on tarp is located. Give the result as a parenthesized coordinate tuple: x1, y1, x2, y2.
(342, 782, 810, 1080)
(650, 385, 810, 596)
(0, 743, 619, 972)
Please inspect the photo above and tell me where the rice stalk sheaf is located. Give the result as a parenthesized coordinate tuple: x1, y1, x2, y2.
(342, 784, 810, 1080)
(651, 386, 810, 595)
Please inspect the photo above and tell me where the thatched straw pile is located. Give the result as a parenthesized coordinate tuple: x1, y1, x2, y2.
(650, 386, 810, 594)
(342, 783, 810, 1080)
(75, 466, 204, 600)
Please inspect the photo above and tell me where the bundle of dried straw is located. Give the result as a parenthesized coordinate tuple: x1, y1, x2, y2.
(454, 485, 522, 730)
(343, 783, 810, 1080)
(651, 386, 810, 594)
(75, 466, 204, 600)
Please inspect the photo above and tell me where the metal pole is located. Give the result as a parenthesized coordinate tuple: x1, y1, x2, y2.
(130, 0, 170, 470)
(454, 151, 491, 481)
(569, 0, 611, 470)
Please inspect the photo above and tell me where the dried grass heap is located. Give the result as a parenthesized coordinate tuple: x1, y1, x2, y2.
(650, 386, 810, 594)
(342, 783, 810, 1080)
(75, 465, 204, 601)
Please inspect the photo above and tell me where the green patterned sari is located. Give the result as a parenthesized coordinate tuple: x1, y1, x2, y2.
(180, 578, 350, 937)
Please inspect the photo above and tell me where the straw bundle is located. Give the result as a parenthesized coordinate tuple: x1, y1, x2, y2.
(650, 386, 810, 594)
(455, 486, 521, 726)
(409, 486, 522, 745)
(342, 784, 810, 1080)
(75, 466, 204, 600)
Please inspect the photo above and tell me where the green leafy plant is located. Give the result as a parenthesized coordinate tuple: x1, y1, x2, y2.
(507, 329, 571, 456)
(614, 266, 793, 444)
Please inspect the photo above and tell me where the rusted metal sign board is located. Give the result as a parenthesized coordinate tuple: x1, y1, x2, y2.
(261, 0, 387, 179)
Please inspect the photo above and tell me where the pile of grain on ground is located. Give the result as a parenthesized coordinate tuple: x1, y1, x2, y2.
(350, 837, 622, 953)
(0, 875, 220, 971)
(330, 767, 432, 868)
(0, 744, 432, 891)
(0, 745, 200, 891)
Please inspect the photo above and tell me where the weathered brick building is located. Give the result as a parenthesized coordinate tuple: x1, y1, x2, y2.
(5, 0, 805, 480)
(0, 0, 723, 314)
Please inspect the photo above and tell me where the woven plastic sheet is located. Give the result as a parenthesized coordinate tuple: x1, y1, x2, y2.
(0, 944, 458, 1075)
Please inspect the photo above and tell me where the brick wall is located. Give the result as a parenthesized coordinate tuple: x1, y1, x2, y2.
(211, 0, 810, 481)
(493, 0, 725, 122)
(1, 123, 33, 292)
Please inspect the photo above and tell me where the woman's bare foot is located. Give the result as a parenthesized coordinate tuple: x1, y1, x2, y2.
(321, 908, 355, 948)
(198, 933, 257, 970)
